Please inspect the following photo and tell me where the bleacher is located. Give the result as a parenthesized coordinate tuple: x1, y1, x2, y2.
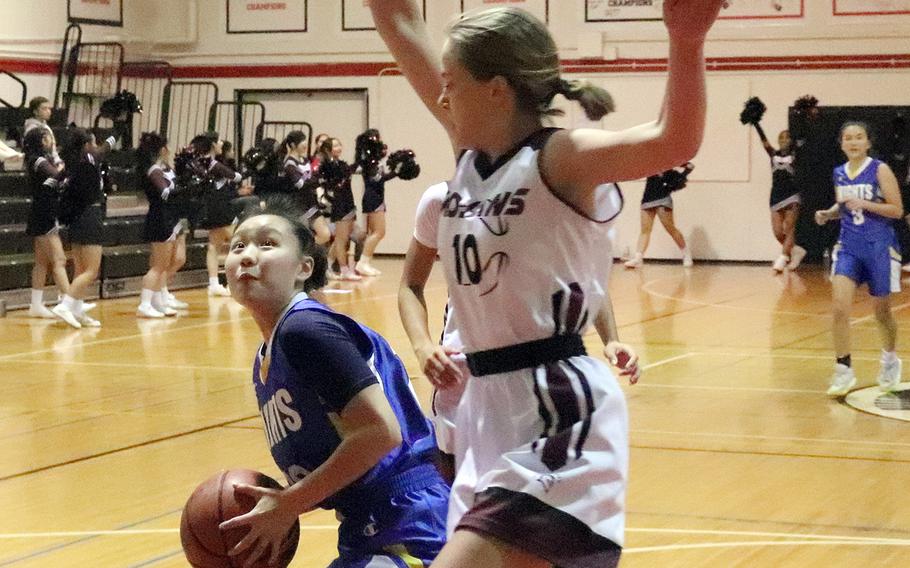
(0, 23, 317, 310)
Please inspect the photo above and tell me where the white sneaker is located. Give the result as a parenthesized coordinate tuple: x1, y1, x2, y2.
(52, 303, 82, 329)
(787, 246, 807, 270)
(82, 302, 97, 312)
(76, 313, 101, 328)
(137, 304, 165, 318)
(826, 363, 857, 397)
(355, 261, 381, 277)
(902, 263, 910, 273)
(624, 255, 643, 269)
(772, 254, 790, 273)
(166, 294, 189, 310)
(878, 357, 902, 392)
(207, 284, 231, 297)
(154, 304, 178, 316)
(340, 267, 363, 281)
(29, 304, 56, 319)
(682, 251, 694, 268)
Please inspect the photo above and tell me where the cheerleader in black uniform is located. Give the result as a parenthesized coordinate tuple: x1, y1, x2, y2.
(752, 125, 806, 272)
(135, 132, 188, 318)
(22, 128, 74, 325)
(624, 163, 694, 268)
(191, 133, 242, 297)
(57, 128, 115, 328)
(279, 130, 331, 245)
(319, 137, 362, 281)
(354, 129, 397, 277)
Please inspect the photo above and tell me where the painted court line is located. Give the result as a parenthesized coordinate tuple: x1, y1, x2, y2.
(632, 429, 910, 449)
(0, 526, 339, 539)
(624, 539, 910, 554)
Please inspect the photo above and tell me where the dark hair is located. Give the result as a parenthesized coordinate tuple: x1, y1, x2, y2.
(22, 127, 51, 161)
(28, 96, 50, 114)
(60, 127, 94, 170)
(236, 195, 328, 292)
(317, 137, 339, 162)
(191, 131, 220, 155)
(221, 141, 233, 154)
(136, 132, 167, 175)
(280, 130, 308, 159)
(840, 120, 872, 141)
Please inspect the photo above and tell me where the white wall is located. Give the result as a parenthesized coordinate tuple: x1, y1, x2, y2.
(2, 0, 910, 259)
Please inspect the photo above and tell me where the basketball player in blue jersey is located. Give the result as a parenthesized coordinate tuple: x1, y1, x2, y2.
(815, 122, 903, 397)
(218, 198, 448, 567)
(373, 1, 722, 566)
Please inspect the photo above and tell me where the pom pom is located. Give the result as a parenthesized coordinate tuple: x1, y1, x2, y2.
(387, 149, 421, 181)
(99, 90, 143, 119)
(793, 94, 819, 115)
(739, 97, 766, 125)
(319, 159, 351, 188)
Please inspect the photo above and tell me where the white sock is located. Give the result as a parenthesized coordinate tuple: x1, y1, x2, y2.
(162, 286, 171, 298)
(139, 288, 154, 308)
(359, 254, 372, 264)
(882, 350, 898, 363)
(152, 291, 167, 311)
(62, 294, 76, 310)
(74, 299, 85, 316)
(209, 277, 220, 288)
(31, 289, 44, 307)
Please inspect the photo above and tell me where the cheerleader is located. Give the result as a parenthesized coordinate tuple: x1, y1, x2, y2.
(310, 132, 329, 172)
(22, 128, 74, 326)
(135, 132, 186, 318)
(318, 137, 362, 281)
(191, 133, 241, 297)
(815, 121, 903, 396)
(278, 130, 330, 245)
(624, 163, 694, 268)
(57, 128, 115, 328)
(353, 129, 397, 277)
(751, 124, 807, 272)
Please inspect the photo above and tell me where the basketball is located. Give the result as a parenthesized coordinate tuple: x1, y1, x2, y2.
(180, 469, 300, 568)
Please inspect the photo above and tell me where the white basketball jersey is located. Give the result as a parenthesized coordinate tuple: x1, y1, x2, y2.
(436, 129, 622, 353)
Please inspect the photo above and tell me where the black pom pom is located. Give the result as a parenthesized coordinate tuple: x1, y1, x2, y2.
(793, 94, 819, 114)
(387, 149, 420, 181)
(320, 159, 350, 187)
(739, 97, 766, 125)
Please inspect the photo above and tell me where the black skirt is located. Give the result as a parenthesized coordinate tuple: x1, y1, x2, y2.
(66, 203, 104, 245)
(26, 189, 60, 236)
(199, 188, 236, 229)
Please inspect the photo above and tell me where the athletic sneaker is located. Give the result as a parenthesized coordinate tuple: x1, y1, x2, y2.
(682, 249, 694, 267)
(137, 304, 165, 318)
(29, 303, 56, 319)
(339, 267, 363, 281)
(772, 254, 789, 273)
(355, 260, 381, 277)
(76, 313, 101, 328)
(878, 356, 902, 392)
(82, 302, 96, 312)
(51, 303, 82, 329)
(624, 255, 643, 269)
(787, 245, 807, 270)
(166, 293, 189, 310)
(208, 284, 231, 297)
(826, 363, 857, 397)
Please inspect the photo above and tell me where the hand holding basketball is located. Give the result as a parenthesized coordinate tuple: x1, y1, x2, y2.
(218, 483, 303, 567)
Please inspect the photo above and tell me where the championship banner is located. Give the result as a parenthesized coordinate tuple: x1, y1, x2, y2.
(834, 0, 910, 15)
(68, 0, 123, 27)
(227, 0, 308, 33)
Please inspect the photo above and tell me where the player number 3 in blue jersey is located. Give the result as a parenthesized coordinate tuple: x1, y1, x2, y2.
(815, 122, 904, 397)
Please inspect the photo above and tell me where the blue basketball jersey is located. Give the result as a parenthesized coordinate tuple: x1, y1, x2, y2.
(834, 157, 893, 243)
(252, 294, 440, 516)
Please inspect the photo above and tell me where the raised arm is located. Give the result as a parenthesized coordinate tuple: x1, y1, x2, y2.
(370, 0, 456, 145)
(545, 0, 723, 194)
(752, 123, 776, 158)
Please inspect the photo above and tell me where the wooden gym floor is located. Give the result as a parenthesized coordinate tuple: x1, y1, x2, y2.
(1, 258, 909, 567)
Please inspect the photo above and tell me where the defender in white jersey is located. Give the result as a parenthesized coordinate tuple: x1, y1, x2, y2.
(374, 2, 721, 566)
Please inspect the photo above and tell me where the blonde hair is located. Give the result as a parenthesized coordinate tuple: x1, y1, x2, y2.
(448, 7, 614, 121)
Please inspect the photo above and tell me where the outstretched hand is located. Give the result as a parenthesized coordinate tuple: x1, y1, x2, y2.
(663, 0, 725, 42)
(218, 483, 300, 568)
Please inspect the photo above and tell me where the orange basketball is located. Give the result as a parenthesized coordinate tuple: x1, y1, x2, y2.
(180, 469, 300, 568)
